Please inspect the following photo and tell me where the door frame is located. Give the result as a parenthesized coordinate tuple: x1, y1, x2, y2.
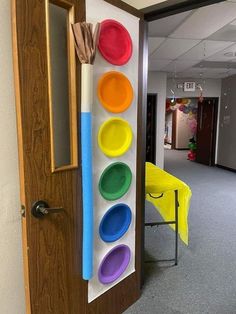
(146, 93, 157, 164)
(142, 0, 226, 21)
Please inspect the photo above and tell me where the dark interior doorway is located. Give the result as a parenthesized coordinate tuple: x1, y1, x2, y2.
(196, 98, 218, 166)
(146, 94, 157, 164)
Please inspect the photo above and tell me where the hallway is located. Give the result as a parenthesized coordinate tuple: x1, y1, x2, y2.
(126, 149, 236, 314)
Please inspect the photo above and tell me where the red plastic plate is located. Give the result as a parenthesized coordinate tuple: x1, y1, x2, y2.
(98, 19, 133, 65)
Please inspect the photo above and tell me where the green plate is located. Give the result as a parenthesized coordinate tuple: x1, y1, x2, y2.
(99, 162, 132, 201)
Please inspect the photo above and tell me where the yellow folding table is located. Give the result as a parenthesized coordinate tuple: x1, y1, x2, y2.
(145, 162, 192, 264)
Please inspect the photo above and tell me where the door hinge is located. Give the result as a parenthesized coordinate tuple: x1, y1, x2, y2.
(21, 205, 26, 218)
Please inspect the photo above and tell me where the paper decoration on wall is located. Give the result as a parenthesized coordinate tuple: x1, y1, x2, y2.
(98, 117, 133, 157)
(98, 71, 133, 113)
(167, 98, 198, 116)
(99, 203, 132, 242)
(99, 162, 132, 201)
(98, 244, 131, 284)
(86, 1, 138, 302)
(98, 19, 132, 65)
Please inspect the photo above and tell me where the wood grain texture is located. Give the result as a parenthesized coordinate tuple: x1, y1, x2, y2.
(13, 0, 144, 313)
(13, 0, 86, 313)
(11, 0, 31, 312)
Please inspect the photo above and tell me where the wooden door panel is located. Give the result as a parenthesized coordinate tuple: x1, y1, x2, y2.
(12, 0, 86, 313)
(12, 0, 144, 313)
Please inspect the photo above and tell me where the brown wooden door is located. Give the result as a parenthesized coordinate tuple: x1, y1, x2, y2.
(196, 98, 218, 166)
(12, 0, 143, 313)
(12, 0, 87, 313)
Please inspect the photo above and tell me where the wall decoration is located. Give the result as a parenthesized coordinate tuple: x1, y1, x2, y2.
(98, 117, 133, 157)
(98, 19, 132, 65)
(99, 162, 132, 201)
(98, 244, 131, 284)
(99, 203, 132, 242)
(86, 0, 139, 303)
(98, 71, 133, 113)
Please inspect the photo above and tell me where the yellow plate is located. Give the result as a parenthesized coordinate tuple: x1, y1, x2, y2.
(98, 118, 133, 157)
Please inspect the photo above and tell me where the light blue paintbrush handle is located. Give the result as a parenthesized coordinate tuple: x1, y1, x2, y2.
(81, 111, 93, 280)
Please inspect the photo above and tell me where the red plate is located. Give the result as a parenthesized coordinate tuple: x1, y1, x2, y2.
(98, 19, 133, 65)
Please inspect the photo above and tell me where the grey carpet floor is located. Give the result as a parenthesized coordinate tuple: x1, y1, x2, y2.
(125, 149, 236, 314)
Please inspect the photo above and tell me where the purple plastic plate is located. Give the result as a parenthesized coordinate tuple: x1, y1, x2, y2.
(98, 244, 131, 284)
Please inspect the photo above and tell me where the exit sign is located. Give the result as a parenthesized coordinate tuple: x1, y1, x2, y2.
(184, 82, 196, 92)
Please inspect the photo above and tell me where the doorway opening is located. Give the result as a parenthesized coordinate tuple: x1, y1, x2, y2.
(140, 1, 236, 313)
(165, 97, 218, 166)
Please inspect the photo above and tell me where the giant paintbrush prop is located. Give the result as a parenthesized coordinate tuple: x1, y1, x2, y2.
(72, 22, 100, 280)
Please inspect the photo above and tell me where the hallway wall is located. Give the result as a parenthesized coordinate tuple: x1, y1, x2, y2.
(0, 1, 25, 313)
(167, 78, 222, 98)
(148, 71, 167, 168)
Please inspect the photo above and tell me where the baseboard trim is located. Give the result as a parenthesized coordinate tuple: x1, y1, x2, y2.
(216, 164, 236, 173)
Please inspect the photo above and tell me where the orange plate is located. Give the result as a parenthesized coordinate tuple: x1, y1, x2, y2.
(98, 71, 133, 113)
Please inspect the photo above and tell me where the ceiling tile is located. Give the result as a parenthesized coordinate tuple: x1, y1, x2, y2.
(206, 43, 236, 61)
(151, 38, 200, 59)
(170, 2, 236, 39)
(230, 19, 236, 25)
(208, 24, 236, 42)
(148, 11, 193, 37)
(162, 60, 199, 73)
(178, 40, 234, 61)
(148, 37, 165, 55)
(174, 71, 224, 79)
(170, 72, 203, 79)
(122, 0, 167, 10)
(193, 60, 236, 69)
(148, 59, 172, 71)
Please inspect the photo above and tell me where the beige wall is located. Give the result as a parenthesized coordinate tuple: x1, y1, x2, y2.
(148, 71, 167, 168)
(0, 1, 25, 313)
(123, 0, 167, 10)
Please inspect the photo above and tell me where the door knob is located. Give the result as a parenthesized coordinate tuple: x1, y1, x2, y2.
(31, 200, 64, 218)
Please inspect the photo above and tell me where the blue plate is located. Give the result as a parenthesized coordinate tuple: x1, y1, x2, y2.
(99, 204, 132, 242)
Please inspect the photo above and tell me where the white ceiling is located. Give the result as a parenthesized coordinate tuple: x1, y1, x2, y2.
(148, 1, 236, 79)
(122, 0, 167, 10)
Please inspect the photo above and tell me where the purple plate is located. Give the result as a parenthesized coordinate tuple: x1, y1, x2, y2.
(98, 244, 131, 284)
